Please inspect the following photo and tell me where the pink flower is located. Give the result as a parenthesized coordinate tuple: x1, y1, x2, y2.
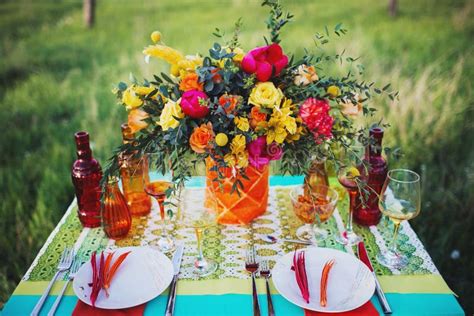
(266, 142, 283, 160)
(248, 136, 270, 169)
(180, 90, 209, 119)
(247, 136, 283, 169)
(241, 43, 288, 82)
(299, 98, 334, 142)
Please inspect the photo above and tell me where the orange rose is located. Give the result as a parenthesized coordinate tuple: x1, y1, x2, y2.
(179, 73, 203, 92)
(249, 106, 267, 129)
(218, 94, 240, 114)
(189, 122, 215, 153)
(128, 108, 149, 133)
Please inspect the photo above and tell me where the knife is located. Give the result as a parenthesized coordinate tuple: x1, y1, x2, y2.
(357, 241, 392, 314)
(165, 244, 184, 316)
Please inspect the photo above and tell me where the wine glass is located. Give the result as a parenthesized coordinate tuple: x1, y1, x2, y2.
(180, 190, 218, 276)
(377, 169, 421, 269)
(336, 146, 366, 246)
(142, 154, 175, 253)
(290, 185, 338, 242)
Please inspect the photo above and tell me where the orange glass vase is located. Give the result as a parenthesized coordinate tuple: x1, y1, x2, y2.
(205, 158, 269, 225)
(103, 177, 132, 239)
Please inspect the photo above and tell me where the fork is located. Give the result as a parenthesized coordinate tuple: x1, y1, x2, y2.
(47, 257, 81, 316)
(245, 246, 261, 316)
(259, 260, 275, 316)
(31, 247, 74, 316)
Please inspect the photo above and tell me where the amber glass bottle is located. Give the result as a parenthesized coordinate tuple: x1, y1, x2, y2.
(119, 123, 151, 216)
(103, 177, 131, 239)
(304, 158, 329, 197)
(72, 131, 102, 228)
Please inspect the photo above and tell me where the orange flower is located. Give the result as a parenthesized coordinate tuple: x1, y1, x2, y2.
(249, 106, 267, 129)
(218, 94, 240, 114)
(211, 68, 222, 83)
(189, 122, 215, 153)
(127, 108, 149, 133)
(179, 73, 203, 92)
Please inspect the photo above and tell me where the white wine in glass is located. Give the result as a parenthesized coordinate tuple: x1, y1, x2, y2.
(377, 169, 421, 269)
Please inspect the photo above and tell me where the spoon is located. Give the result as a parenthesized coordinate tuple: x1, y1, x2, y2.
(263, 235, 313, 245)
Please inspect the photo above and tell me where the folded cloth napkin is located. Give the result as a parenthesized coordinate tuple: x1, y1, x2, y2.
(72, 301, 146, 316)
(304, 301, 379, 316)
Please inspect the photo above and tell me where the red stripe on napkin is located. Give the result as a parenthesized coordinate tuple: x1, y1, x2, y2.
(304, 301, 379, 316)
(72, 301, 146, 316)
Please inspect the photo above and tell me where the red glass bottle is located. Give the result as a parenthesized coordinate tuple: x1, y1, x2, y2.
(119, 123, 152, 216)
(103, 177, 131, 239)
(71, 131, 102, 228)
(354, 127, 388, 226)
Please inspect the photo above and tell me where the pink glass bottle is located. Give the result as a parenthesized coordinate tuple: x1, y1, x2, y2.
(71, 131, 102, 228)
(354, 127, 388, 226)
(103, 177, 131, 239)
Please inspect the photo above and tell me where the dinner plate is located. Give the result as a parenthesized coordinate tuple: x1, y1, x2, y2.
(272, 247, 375, 312)
(73, 246, 173, 309)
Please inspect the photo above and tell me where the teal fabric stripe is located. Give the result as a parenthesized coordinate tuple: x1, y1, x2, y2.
(147, 175, 305, 188)
(2, 293, 463, 315)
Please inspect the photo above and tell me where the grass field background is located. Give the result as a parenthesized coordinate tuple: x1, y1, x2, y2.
(0, 0, 472, 312)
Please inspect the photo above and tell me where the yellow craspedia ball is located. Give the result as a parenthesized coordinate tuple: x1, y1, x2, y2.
(327, 85, 341, 98)
(151, 31, 162, 43)
(215, 133, 229, 146)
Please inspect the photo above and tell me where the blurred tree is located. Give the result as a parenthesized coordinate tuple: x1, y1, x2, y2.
(83, 0, 96, 28)
(388, 0, 398, 17)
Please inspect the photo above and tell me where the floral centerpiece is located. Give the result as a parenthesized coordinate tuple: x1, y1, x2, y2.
(103, 0, 395, 224)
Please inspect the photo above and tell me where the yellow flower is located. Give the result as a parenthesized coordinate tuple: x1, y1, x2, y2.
(224, 153, 236, 167)
(230, 134, 246, 154)
(215, 133, 228, 146)
(327, 85, 341, 98)
(134, 86, 154, 96)
(122, 86, 143, 110)
(248, 82, 284, 108)
(286, 118, 305, 143)
(173, 55, 203, 77)
(150, 31, 162, 43)
(294, 64, 318, 86)
(262, 99, 298, 144)
(158, 99, 184, 131)
(234, 116, 250, 132)
(224, 150, 249, 168)
(143, 44, 184, 66)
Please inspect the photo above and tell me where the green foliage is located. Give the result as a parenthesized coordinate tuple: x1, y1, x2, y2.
(0, 0, 473, 313)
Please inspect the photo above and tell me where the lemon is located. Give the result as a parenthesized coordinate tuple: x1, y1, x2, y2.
(346, 166, 360, 179)
(150, 31, 162, 43)
(215, 133, 228, 146)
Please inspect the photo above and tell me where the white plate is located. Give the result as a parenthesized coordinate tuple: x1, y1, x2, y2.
(272, 247, 375, 313)
(73, 246, 173, 309)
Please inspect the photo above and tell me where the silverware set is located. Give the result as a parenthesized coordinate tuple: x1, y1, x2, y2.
(245, 245, 275, 316)
(31, 247, 82, 316)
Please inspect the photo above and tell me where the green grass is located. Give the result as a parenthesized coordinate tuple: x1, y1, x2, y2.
(0, 0, 472, 312)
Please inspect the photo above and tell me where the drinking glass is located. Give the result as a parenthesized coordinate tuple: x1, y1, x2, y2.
(290, 185, 339, 242)
(377, 169, 421, 269)
(336, 146, 366, 246)
(181, 191, 218, 276)
(142, 154, 175, 253)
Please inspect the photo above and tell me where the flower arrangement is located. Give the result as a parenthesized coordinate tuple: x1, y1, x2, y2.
(103, 1, 396, 218)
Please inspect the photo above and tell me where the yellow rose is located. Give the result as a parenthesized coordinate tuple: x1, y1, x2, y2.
(327, 85, 341, 98)
(215, 133, 229, 146)
(151, 31, 162, 43)
(158, 99, 184, 131)
(122, 87, 142, 110)
(234, 116, 250, 132)
(230, 134, 246, 154)
(248, 82, 284, 108)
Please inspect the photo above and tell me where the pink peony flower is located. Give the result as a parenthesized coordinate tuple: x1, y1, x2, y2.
(248, 136, 270, 169)
(247, 136, 283, 169)
(299, 98, 334, 142)
(266, 142, 283, 161)
(180, 90, 209, 119)
(241, 43, 288, 82)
